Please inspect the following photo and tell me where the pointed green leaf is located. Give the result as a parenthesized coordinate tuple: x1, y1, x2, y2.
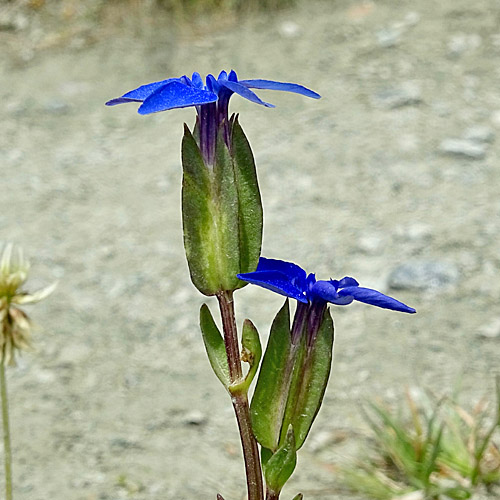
(213, 127, 241, 291)
(200, 304, 230, 388)
(232, 319, 261, 393)
(264, 425, 297, 494)
(181, 126, 219, 295)
(281, 308, 334, 450)
(251, 300, 292, 450)
(231, 116, 263, 277)
(291, 494, 303, 500)
(261, 446, 273, 468)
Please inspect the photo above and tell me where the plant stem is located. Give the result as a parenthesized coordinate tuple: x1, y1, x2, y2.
(266, 488, 280, 500)
(0, 348, 13, 500)
(217, 291, 264, 500)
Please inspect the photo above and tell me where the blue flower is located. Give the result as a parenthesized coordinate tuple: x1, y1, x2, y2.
(105, 69, 320, 114)
(237, 257, 416, 314)
(106, 70, 320, 165)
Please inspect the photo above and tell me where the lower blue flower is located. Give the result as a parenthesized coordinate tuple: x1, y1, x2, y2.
(237, 257, 416, 314)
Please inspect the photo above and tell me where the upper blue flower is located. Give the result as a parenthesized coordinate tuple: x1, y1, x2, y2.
(106, 70, 319, 166)
(105, 69, 320, 114)
(237, 258, 416, 314)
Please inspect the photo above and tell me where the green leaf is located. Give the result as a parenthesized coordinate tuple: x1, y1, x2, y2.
(231, 319, 261, 393)
(181, 120, 263, 296)
(181, 126, 219, 295)
(199, 304, 230, 388)
(281, 308, 334, 450)
(291, 494, 303, 500)
(213, 127, 241, 291)
(264, 425, 297, 494)
(231, 116, 263, 278)
(251, 300, 292, 451)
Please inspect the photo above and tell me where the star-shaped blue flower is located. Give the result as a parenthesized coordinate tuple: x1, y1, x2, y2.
(105, 69, 320, 114)
(237, 258, 416, 314)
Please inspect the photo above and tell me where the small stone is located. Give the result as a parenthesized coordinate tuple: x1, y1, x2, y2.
(358, 234, 384, 255)
(33, 369, 56, 384)
(0, 12, 28, 31)
(182, 410, 207, 426)
(477, 318, 500, 339)
(43, 99, 71, 115)
(404, 11, 421, 26)
(439, 138, 486, 159)
(372, 82, 422, 109)
(463, 125, 495, 143)
(376, 28, 401, 48)
(388, 260, 459, 291)
(447, 33, 482, 57)
(279, 21, 300, 38)
(110, 437, 142, 450)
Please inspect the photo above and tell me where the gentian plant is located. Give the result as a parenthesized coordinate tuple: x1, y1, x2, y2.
(106, 69, 415, 500)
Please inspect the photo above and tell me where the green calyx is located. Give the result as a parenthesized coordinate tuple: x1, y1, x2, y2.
(181, 116, 263, 296)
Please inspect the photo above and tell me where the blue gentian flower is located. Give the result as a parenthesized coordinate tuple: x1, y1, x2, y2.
(237, 257, 416, 314)
(106, 70, 320, 165)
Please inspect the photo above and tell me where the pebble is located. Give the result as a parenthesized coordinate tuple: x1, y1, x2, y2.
(376, 28, 401, 48)
(358, 234, 385, 255)
(463, 125, 495, 143)
(388, 260, 459, 291)
(279, 21, 301, 38)
(182, 409, 207, 426)
(0, 12, 28, 31)
(476, 318, 500, 339)
(43, 99, 71, 115)
(438, 138, 486, 159)
(447, 33, 482, 57)
(372, 82, 422, 109)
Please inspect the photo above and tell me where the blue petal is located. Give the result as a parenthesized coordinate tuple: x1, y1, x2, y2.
(206, 74, 220, 94)
(339, 287, 416, 313)
(228, 70, 238, 82)
(217, 70, 228, 81)
(311, 280, 353, 305)
(237, 270, 308, 303)
(138, 81, 218, 114)
(337, 276, 359, 288)
(105, 78, 180, 106)
(239, 79, 321, 99)
(191, 72, 203, 89)
(255, 257, 307, 285)
(219, 80, 275, 108)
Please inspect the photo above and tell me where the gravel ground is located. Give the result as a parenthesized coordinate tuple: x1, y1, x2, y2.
(1, 0, 500, 498)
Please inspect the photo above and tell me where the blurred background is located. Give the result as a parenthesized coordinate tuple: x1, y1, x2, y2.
(1, 0, 499, 498)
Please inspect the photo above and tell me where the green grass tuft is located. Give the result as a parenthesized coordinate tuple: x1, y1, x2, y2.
(341, 378, 500, 500)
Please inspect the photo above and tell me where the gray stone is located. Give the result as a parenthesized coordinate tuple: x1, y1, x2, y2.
(388, 260, 459, 291)
(439, 138, 486, 159)
(43, 99, 71, 115)
(463, 125, 495, 143)
(182, 410, 207, 426)
(372, 82, 422, 109)
(376, 28, 401, 48)
(476, 318, 500, 339)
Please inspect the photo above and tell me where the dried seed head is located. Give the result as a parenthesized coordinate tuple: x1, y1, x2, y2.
(0, 244, 56, 365)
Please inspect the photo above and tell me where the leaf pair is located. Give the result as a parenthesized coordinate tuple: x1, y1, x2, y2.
(182, 117, 262, 296)
(200, 304, 261, 392)
(251, 300, 335, 493)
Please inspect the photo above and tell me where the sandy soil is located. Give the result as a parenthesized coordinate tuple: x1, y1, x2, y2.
(1, 0, 499, 498)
